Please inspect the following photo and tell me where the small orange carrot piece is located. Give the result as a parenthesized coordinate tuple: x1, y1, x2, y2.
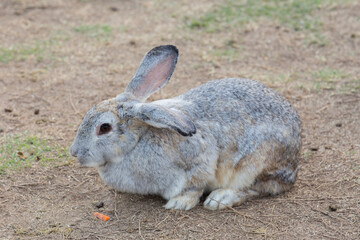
(93, 212, 110, 221)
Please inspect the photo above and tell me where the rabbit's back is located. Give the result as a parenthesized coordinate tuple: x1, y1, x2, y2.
(180, 78, 299, 128)
(171, 78, 301, 171)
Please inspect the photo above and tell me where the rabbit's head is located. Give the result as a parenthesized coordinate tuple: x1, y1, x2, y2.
(70, 45, 196, 167)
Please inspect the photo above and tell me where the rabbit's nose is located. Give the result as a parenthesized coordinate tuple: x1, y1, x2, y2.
(70, 144, 78, 157)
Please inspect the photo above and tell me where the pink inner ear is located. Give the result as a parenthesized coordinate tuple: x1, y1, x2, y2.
(134, 56, 174, 99)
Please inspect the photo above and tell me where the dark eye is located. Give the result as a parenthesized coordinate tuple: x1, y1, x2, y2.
(98, 123, 112, 135)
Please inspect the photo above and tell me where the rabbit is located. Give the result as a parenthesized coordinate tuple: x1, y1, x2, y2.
(70, 45, 301, 210)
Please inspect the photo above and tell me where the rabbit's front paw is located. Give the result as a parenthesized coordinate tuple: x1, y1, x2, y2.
(164, 195, 199, 211)
(204, 189, 247, 210)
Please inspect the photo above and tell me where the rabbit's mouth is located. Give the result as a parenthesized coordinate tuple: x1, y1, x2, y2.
(77, 155, 107, 168)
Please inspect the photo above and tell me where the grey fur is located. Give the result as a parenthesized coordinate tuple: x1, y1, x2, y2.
(70, 45, 301, 210)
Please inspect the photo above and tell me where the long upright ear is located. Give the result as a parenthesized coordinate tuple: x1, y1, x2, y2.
(118, 102, 196, 137)
(126, 45, 178, 102)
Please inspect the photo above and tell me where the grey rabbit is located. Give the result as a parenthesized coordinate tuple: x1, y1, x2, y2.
(70, 45, 301, 210)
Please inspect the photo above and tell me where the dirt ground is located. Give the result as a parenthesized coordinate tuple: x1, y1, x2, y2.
(0, 0, 359, 239)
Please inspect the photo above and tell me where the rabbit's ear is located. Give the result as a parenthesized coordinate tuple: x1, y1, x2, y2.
(118, 103, 196, 136)
(126, 45, 178, 102)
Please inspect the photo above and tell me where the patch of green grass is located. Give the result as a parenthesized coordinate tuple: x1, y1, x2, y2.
(285, 68, 357, 93)
(258, 68, 357, 93)
(312, 68, 348, 81)
(307, 32, 329, 47)
(0, 39, 60, 64)
(302, 149, 314, 162)
(311, 68, 349, 90)
(210, 39, 242, 62)
(0, 29, 74, 64)
(185, 0, 339, 32)
(340, 77, 360, 93)
(353, 162, 360, 171)
(0, 42, 44, 63)
(72, 24, 113, 38)
(296, 68, 358, 93)
(0, 134, 71, 175)
(278, 72, 301, 84)
(212, 47, 237, 57)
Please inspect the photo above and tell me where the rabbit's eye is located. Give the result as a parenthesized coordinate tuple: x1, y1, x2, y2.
(98, 123, 112, 135)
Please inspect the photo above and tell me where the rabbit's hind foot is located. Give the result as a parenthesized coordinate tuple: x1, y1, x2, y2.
(203, 188, 259, 210)
(164, 188, 203, 210)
